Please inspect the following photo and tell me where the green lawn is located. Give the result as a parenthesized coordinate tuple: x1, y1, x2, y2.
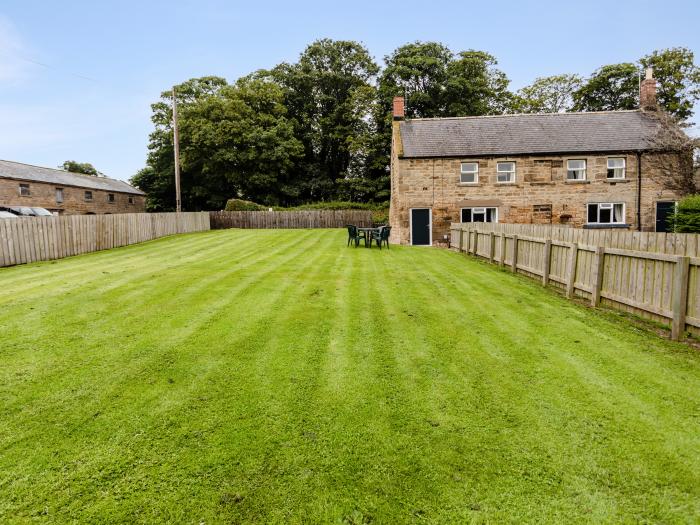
(1, 229, 699, 524)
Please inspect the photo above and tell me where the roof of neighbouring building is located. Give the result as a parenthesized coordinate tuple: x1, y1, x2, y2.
(0, 160, 146, 195)
(399, 110, 663, 158)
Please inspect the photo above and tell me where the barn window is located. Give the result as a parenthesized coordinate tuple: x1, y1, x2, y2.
(55, 188, 64, 203)
(461, 207, 498, 223)
(587, 203, 625, 224)
(496, 162, 515, 183)
(108, 193, 115, 203)
(19, 183, 30, 196)
(566, 159, 586, 180)
(607, 158, 626, 179)
(460, 162, 479, 183)
(84, 191, 93, 201)
(128, 196, 134, 204)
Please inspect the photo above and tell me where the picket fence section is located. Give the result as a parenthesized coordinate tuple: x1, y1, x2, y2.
(210, 210, 373, 229)
(0, 212, 210, 268)
(450, 223, 700, 340)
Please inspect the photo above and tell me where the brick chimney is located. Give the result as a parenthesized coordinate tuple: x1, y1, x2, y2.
(393, 96, 405, 120)
(640, 68, 657, 110)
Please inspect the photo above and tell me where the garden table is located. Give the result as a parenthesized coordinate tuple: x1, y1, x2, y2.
(357, 227, 382, 248)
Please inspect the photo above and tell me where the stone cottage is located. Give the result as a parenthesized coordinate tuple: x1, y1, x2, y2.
(389, 70, 694, 246)
(0, 160, 146, 215)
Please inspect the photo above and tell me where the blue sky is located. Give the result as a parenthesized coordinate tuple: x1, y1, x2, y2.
(1, 0, 698, 182)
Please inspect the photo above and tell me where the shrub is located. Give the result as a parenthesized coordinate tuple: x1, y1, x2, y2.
(224, 199, 266, 212)
(672, 195, 700, 233)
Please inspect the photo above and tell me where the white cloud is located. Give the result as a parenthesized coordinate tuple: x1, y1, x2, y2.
(0, 15, 32, 83)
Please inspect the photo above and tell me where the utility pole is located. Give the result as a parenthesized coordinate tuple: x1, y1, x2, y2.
(172, 87, 182, 213)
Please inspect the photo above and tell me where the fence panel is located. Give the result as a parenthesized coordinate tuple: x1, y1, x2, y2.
(0, 212, 210, 268)
(209, 210, 373, 229)
(451, 223, 699, 340)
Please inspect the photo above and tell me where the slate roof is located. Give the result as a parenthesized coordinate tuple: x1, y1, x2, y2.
(0, 160, 145, 195)
(399, 110, 662, 158)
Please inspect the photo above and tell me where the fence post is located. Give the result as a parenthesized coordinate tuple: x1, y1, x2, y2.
(542, 239, 552, 286)
(511, 235, 518, 273)
(591, 246, 605, 307)
(458, 227, 464, 252)
(499, 233, 506, 267)
(473, 230, 479, 256)
(565, 243, 578, 298)
(489, 232, 496, 263)
(671, 256, 690, 341)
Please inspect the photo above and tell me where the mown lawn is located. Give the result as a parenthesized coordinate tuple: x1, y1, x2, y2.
(1, 229, 699, 524)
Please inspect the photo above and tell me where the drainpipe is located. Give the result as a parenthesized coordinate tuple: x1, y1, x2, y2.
(636, 151, 642, 231)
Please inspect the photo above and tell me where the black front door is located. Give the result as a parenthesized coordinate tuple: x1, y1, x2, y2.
(411, 208, 431, 245)
(656, 201, 676, 232)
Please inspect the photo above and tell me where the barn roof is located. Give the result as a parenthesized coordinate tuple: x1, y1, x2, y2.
(399, 110, 662, 158)
(0, 160, 145, 195)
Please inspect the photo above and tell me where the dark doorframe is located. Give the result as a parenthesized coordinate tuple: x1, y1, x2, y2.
(655, 201, 676, 233)
(410, 208, 432, 246)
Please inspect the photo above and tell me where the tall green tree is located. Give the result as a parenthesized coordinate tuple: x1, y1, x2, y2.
(267, 39, 380, 201)
(572, 63, 639, 112)
(131, 76, 302, 210)
(60, 160, 103, 176)
(639, 47, 700, 121)
(514, 74, 583, 113)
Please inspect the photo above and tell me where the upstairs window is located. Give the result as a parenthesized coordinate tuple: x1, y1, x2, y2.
(607, 158, 626, 179)
(460, 162, 479, 183)
(587, 203, 625, 224)
(496, 162, 515, 183)
(108, 193, 115, 203)
(566, 159, 586, 180)
(461, 207, 498, 223)
(19, 183, 30, 196)
(84, 191, 93, 201)
(55, 188, 64, 203)
(128, 196, 134, 205)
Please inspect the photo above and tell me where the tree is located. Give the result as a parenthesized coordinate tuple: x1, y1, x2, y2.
(672, 195, 700, 232)
(131, 76, 302, 210)
(514, 74, 582, 113)
(572, 63, 639, 112)
(60, 160, 103, 176)
(639, 47, 700, 122)
(267, 39, 380, 202)
(443, 51, 512, 116)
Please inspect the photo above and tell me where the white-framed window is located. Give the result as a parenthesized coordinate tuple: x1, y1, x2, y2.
(587, 202, 625, 225)
(496, 162, 515, 183)
(84, 190, 93, 201)
(19, 183, 30, 196)
(460, 162, 479, 184)
(55, 188, 64, 203)
(461, 207, 498, 223)
(607, 157, 626, 179)
(566, 159, 586, 180)
(108, 193, 115, 203)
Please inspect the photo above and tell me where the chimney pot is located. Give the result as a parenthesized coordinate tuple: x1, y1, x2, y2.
(640, 68, 657, 110)
(393, 96, 405, 120)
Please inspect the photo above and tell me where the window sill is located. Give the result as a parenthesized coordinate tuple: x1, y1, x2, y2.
(458, 182, 481, 186)
(496, 182, 517, 186)
(603, 178, 630, 183)
(565, 180, 590, 184)
(584, 223, 630, 229)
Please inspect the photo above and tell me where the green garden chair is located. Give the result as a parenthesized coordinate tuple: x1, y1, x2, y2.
(371, 226, 391, 249)
(346, 225, 366, 247)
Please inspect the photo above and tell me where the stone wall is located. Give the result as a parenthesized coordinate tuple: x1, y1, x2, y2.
(0, 177, 145, 215)
(390, 149, 688, 245)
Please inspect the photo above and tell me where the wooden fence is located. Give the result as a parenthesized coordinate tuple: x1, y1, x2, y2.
(0, 212, 210, 268)
(450, 223, 700, 340)
(210, 210, 373, 229)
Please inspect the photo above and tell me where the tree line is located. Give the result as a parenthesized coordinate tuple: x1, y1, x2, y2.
(130, 41, 700, 211)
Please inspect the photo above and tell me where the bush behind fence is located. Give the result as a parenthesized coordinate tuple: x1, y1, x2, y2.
(210, 210, 373, 229)
(0, 212, 210, 268)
